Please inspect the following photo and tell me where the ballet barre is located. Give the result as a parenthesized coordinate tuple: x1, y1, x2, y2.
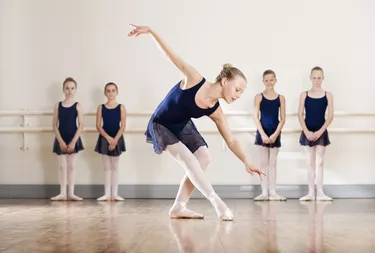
(1, 110, 375, 117)
(0, 127, 375, 134)
(0, 127, 374, 151)
(1, 110, 375, 151)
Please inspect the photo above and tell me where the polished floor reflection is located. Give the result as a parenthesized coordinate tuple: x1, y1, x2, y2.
(0, 199, 375, 252)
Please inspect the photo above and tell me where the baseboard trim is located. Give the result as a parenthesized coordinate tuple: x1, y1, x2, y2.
(1, 184, 375, 199)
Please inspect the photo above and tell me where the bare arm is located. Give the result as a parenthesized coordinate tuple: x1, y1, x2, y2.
(253, 94, 268, 137)
(209, 107, 266, 179)
(128, 24, 202, 88)
(52, 103, 64, 144)
(96, 105, 112, 141)
(318, 92, 334, 132)
(210, 107, 258, 172)
(298, 92, 309, 133)
(69, 103, 84, 144)
(114, 105, 127, 142)
(273, 95, 286, 136)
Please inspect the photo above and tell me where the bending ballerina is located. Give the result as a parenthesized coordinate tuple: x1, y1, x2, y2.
(128, 24, 266, 221)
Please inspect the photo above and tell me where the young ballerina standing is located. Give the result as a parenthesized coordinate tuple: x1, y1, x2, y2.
(253, 70, 286, 201)
(95, 82, 126, 201)
(298, 66, 334, 201)
(128, 24, 266, 221)
(51, 77, 84, 201)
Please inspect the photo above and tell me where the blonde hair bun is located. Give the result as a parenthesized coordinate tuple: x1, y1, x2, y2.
(223, 63, 232, 69)
(215, 63, 246, 83)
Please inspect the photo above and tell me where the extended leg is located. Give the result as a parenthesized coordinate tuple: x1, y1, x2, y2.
(169, 146, 211, 219)
(166, 142, 233, 221)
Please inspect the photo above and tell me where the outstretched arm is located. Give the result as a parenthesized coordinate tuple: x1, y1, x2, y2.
(209, 106, 266, 180)
(128, 24, 202, 87)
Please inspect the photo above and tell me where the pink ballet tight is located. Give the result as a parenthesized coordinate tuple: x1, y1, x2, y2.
(300, 146, 332, 201)
(97, 155, 124, 201)
(166, 143, 233, 221)
(51, 154, 82, 201)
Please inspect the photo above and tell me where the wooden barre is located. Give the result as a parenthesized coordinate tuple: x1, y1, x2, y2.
(0, 127, 374, 134)
(1, 111, 375, 117)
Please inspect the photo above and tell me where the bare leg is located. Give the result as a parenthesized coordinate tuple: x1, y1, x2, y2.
(51, 155, 68, 201)
(97, 155, 111, 201)
(315, 146, 332, 201)
(110, 156, 124, 201)
(254, 147, 269, 201)
(66, 154, 82, 201)
(166, 142, 233, 221)
(300, 146, 316, 201)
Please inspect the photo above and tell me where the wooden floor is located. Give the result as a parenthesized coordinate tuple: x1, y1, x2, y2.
(0, 199, 375, 253)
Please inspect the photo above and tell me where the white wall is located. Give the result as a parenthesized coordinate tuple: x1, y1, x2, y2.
(0, 0, 374, 185)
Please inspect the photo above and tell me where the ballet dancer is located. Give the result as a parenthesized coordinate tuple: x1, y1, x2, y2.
(51, 77, 84, 201)
(128, 24, 266, 221)
(298, 66, 334, 201)
(253, 70, 286, 201)
(95, 82, 127, 201)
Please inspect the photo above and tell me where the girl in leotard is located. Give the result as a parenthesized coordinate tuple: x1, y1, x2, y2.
(51, 77, 84, 201)
(298, 66, 334, 201)
(95, 82, 127, 201)
(253, 70, 286, 201)
(128, 24, 266, 221)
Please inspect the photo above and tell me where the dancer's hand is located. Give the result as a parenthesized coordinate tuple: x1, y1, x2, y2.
(261, 134, 270, 144)
(106, 137, 116, 146)
(128, 24, 150, 37)
(108, 137, 117, 151)
(67, 142, 75, 153)
(109, 143, 116, 151)
(110, 139, 118, 147)
(313, 130, 323, 140)
(304, 130, 315, 141)
(59, 141, 68, 153)
(246, 164, 267, 181)
(269, 133, 278, 143)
